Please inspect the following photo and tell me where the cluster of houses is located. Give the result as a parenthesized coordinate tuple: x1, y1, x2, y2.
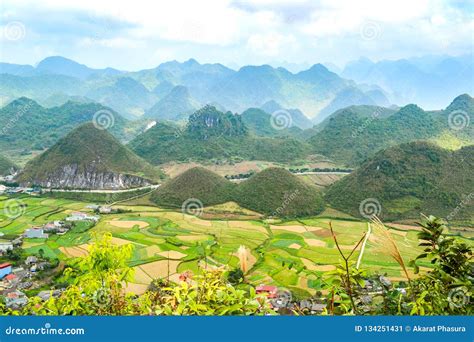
(0, 255, 54, 309)
(23, 220, 70, 240)
(19, 210, 101, 241)
(66, 211, 100, 222)
(255, 275, 403, 314)
(0, 235, 22, 254)
(0, 185, 41, 196)
(0, 174, 16, 183)
(0, 210, 100, 257)
(86, 204, 114, 214)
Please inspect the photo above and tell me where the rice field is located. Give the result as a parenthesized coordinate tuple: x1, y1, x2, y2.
(1, 194, 472, 297)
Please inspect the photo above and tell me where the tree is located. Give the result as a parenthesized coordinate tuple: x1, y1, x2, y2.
(408, 215, 473, 315)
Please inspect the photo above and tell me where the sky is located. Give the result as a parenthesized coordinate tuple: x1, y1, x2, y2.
(0, 0, 473, 71)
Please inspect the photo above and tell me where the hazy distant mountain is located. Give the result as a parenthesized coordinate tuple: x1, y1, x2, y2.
(0, 56, 390, 121)
(131, 58, 234, 98)
(39, 93, 95, 108)
(0, 73, 82, 104)
(144, 85, 200, 121)
(342, 55, 474, 109)
(0, 62, 35, 76)
(152, 80, 175, 98)
(36, 56, 123, 80)
(260, 100, 313, 129)
(317, 86, 389, 122)
(6, 54, 472, 123)
(85, 77, 156, 118)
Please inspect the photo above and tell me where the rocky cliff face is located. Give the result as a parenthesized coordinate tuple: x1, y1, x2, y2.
(22, 164, 151, 190)
(186, 105, 247, 140)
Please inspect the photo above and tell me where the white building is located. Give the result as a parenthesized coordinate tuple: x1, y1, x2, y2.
(66, 212, 99, 222)
(24, 228, 49, 239)
(0, 242, 13, 253)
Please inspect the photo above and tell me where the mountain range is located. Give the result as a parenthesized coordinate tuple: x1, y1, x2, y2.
(342, 54, 473, 110)
(0, 97, 139, 154)
(309, 94, 474, 166)
(128, 105, 309, 164)
(1, 56, 389, 122)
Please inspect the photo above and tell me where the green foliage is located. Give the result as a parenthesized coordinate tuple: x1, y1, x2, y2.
(3, 234, 272, 316)
(407, 215, 473, 315)
(226, 268, 244, 285)
(323, 222, 367, 314)
(153, 270, 272, 315)
(305, 216, 472, 316)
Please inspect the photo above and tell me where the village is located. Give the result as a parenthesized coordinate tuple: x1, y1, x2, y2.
(0, 203, 108, 310)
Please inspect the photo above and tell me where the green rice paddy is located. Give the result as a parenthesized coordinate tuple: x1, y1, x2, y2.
(1, 195, 472, 297)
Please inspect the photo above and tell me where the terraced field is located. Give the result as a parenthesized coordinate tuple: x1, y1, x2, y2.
(1, 195, 472, 298)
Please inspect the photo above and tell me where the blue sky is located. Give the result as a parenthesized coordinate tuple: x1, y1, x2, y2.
(1, 0, 473, 71)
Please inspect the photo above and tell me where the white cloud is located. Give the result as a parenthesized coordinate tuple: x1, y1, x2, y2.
(246, 32, 295, 56)
(1, 0, 472, 68)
